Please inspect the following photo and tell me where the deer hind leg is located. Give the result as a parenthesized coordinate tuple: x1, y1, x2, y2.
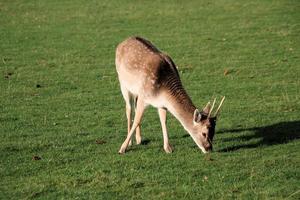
(134, 96, 142, 145)
(119, 97, 146, 154)
(158, 108, 173, 153)
(120, 85, 134, 146)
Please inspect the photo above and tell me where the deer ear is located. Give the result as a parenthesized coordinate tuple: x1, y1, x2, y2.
(193, 109, 202, 123)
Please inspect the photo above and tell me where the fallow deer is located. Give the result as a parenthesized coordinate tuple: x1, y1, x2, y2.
(116, 36, 225, 154)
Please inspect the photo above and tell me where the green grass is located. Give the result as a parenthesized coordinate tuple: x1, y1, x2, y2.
(1, 0, 299, 199)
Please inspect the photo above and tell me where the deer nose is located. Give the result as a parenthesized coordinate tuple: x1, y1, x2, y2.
(205, 144, 212, 152)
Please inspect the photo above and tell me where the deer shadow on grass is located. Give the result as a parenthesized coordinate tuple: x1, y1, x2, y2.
(217, 120, 300, 152)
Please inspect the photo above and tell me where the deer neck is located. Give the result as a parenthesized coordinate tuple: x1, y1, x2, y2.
(164, 89, 196, 134)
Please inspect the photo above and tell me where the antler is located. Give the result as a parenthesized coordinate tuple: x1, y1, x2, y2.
(214, 96, 225, 117)
(207, 98, 216, 118)
(202, 101, 210, 114)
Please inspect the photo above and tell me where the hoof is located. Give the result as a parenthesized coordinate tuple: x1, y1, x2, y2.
(164, 145, 173, 153)
(118, 147, 126, 154)
(118, 150, 125, 154)
(136, 139, 142, 145)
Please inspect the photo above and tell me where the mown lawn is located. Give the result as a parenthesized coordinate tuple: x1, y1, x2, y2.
(0, 0, 299, 199)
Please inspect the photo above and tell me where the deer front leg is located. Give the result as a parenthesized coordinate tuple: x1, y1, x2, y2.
(119, 98, 146, 154)
(158, 108, 172, 153)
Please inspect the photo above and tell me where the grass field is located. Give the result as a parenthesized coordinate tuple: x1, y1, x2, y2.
(1, 0, 299, 199)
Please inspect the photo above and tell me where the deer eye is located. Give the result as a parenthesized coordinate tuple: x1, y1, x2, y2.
(202, 133, 207, 137)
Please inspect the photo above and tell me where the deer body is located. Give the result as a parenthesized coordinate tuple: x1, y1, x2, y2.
(116, 36, 224, 154)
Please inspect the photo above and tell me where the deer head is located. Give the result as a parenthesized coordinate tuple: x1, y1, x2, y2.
(190, 96, 225, 153)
